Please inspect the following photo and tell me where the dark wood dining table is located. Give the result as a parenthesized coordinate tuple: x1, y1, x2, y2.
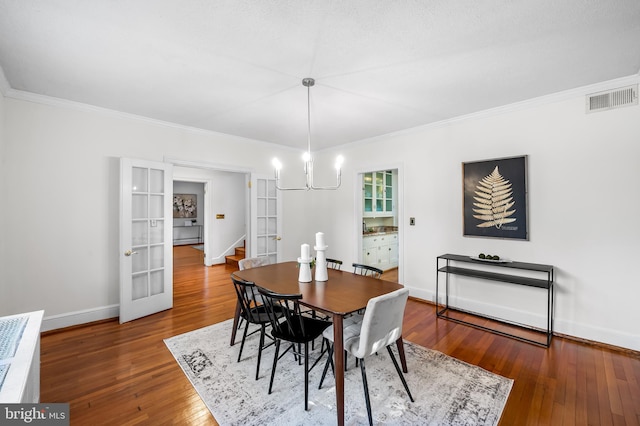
(233, 261, 406, 426)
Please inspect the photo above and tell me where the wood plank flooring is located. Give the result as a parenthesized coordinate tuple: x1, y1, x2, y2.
(40, 246, 640, 425)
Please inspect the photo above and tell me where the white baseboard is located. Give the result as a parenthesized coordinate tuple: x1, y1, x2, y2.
(206, 255, 226, 266)
(42, 289, 640, 352)
(406, 286, 639, 352)
(42, 305, 119, 332)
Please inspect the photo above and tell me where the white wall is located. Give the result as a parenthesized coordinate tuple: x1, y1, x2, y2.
(0, 87, 6, 308)
(307, 77, 640, 351)
(0, 95, 299, 328)
(1, 76, 639, 351)
(173, 167, 247, 265)
(173, 181, 204, 229)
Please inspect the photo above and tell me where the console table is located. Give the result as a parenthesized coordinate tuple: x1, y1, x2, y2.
(172, 224, 203, 245)
(436, 254, 554, 347)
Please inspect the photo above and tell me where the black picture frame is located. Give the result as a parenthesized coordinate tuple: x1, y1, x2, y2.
(462, 155, 528, 240)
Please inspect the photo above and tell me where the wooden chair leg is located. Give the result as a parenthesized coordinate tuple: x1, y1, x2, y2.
(396, 336, 408, 373)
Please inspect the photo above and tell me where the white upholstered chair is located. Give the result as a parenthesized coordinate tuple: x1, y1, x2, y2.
(239, 257, 270, 271)
(319, 288, 414, 425)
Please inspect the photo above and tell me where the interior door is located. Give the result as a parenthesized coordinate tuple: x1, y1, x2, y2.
(119, 158, 174, 323)
(250, 174, 282, 263)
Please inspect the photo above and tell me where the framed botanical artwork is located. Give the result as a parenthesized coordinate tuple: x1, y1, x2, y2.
(462, 155, 528, 240)
(173, 194, 197, 218)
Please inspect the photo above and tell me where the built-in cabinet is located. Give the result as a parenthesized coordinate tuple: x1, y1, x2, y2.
(362, 233, 398, 271)
(363, 171, 395, 217)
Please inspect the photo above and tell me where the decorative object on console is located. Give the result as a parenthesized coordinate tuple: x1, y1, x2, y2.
(272, 78, 344, 191)
(462, 155, 528, 240)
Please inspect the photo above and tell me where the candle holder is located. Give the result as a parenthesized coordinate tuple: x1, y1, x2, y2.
(298, 257, 313, 282)
(314, 244, 328, 281)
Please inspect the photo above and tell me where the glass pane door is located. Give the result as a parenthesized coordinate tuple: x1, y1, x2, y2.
(254, 176, 280, 264)
(120, 158, 173, 323)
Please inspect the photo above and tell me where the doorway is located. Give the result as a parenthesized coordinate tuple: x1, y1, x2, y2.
(357, 166, 402, 283)
(171, 163, 249, 268)
(173, 181, 205, 248)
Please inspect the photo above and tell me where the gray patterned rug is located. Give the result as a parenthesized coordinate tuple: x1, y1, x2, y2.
(164, 320, 512, 425)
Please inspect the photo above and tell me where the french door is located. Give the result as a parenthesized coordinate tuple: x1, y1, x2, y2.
(119, 158, 173, 323)
(250, 174, 282, 263)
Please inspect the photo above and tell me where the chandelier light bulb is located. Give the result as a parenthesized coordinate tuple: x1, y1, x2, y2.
(273, 77, 343, 191)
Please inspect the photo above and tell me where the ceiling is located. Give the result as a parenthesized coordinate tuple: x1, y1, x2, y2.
(1, 1, 639, 150)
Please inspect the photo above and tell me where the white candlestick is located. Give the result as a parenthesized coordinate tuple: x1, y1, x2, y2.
(314, 248, 328, 281)
(301, 243, 310, 260)
(315, 232, 325, 248)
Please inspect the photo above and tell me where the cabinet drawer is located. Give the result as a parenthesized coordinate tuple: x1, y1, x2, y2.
(363, 236, 380, 249)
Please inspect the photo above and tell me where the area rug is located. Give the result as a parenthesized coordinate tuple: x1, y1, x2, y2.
(191, 244, 204, 251)
(164, 320, 513, 425)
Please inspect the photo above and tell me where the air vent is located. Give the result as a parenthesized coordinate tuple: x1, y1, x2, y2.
(586, 84, 638, 113)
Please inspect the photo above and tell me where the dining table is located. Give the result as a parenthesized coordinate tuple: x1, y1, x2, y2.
(233, 261, 407, 426)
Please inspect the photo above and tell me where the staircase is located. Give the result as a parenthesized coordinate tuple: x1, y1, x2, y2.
(225, 242, 245, 268)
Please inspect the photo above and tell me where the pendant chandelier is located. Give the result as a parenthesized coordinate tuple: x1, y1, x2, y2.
(272, 78, 344, 191)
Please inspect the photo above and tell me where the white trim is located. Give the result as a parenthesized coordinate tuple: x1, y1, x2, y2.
(353, 162, 405, 285)
(41, 305, 119, 332)
(3, 69, 638, 152)
(166, 157, 253, 174)
(3, 87, 279, 145)
(336, 73, 640, 151)
(411, 288, 640, 352)
(0, 65, 10, 95)
(207, 234, 246, 265)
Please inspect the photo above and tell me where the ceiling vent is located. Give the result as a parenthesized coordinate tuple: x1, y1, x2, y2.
(586, 84, 638, 113)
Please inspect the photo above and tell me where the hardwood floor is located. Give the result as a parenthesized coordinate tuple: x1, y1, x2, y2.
(40, 246, 640, 425)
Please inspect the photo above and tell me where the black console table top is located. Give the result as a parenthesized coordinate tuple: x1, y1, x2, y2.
(437, 254, 553, 289)
(439, 253, 553, 272)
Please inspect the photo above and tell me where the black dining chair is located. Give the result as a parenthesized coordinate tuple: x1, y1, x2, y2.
(230, 256, 271, 346)
(257, 286, 333, 411)
(319, 288, 414, 425)
(326, 258, 343, 270)
(352, 263, 383, 279)
(231, 274, 280, 381)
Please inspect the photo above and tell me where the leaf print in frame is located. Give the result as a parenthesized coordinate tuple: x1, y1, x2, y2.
(463, 156, 528, 240)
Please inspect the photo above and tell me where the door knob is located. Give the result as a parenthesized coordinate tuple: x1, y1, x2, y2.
(274, 236, 282, 241)
(124, 249, 138, 256)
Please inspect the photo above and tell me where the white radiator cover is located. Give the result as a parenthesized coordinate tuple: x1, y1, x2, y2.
(0, 310, 43, 403)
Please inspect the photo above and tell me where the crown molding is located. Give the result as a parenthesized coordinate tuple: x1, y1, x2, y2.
(336, 73, 640, 151)
(4, 85, 288, 148)
(3, 70, 639, 152)
(0, 65, 10, 96)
